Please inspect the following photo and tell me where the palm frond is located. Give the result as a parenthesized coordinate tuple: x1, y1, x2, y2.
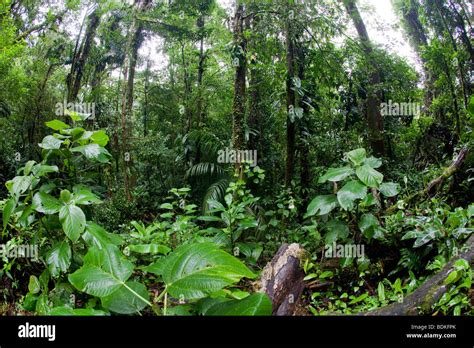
(202, 178, 230, 213)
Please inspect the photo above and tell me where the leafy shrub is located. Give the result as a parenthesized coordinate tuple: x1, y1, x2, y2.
(2, 119, 271, 316)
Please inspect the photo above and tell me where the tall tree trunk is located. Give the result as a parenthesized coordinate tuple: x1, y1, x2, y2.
(248, 8, 262, 156)
(343, 0, 385, 157)
(67, 7, 101, 103)
(398, 0, 437, 109)
(297, 43, 310, 198)
(232, 2, 247, 174)
(285, 15, 296, 185)
(120, 0, 152, 202)
(448, 0, 474, 66)
(195, 13, 206, 164)
(143, 58, 150, 137)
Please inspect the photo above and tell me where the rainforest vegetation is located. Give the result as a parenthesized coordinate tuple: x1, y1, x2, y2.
(0, 0, 473, 316)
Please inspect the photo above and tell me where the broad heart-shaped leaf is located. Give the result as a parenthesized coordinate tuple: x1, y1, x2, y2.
(82, 222, 124, 248)
(324, 219, 349, 244)
(364, 156, 382, 169)
(66, 109, 91, 121)
(358, 213, 384, 240)
(72, 185, 102, 205)
(7, 175, 33, 196)
(39, 135, 63, 150)
(379, 182, 399, 197)
(90, 130, 109, 147)
(59, 204, 86, 242)
(337, 180, 367, 211)
(46, 241, 71, 277)
(33, 192, 62, 214)
(318, 166, 354, 183)
(45, 120, 70, 131)
(202, 293, 272, 316)
(101, 281, 149, 314)
(156, 242, 255, 300)
(31, 164, 58, 177)
(355, 165, 383, 188)
(68, 244, 134, 297)
(305, 195, 338, 217)
(346, 148, 366, 166)
(70, 144, 111, 163)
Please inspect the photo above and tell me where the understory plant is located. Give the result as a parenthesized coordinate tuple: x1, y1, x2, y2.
(2, 118, 271, 316)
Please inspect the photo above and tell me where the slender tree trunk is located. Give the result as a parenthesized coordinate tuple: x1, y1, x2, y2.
(232, 2, 247, 174)
(120, 0, 152, 202)
(399, 0, 437, 109)
(343, 0, 385, 157)
(285, 16, 296, 185)
(195, 13, 206, 164)
(248, 9, 262, 156)
(67, 7, 101, 103)
(297, 44, 310, 196)
(143, 58, 150, 137)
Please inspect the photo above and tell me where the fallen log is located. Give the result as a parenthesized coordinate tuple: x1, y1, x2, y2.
(260, 233, 472, 316)
(257, 243, 306, 315)
(386, 146, 469, 214)
(362, 234, 474, 315)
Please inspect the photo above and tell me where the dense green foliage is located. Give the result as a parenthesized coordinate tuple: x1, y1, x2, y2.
(0, 0, 472, 316)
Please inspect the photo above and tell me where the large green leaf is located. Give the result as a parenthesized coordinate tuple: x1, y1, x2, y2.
(70, 144, 111, 163)
(355, 165, 383, 188)
(379, 182, 399, 197)
(152, 243, 255, 300)
(72, 186, 102, 205)
(68, 245, 134, 297)
(23, 161, 36, 175)
(202, 293, 272, 316)
(82, 222, 124, 248)
(318, 167, 354, 183)
(346, 148, 366, 166)
(39, 135, 63, 150)
(45, 120, 70, 131)
(59, 205, 86, 242)
(2, 198, 16, 231)
(337, 180, 367, 211)
(90, 130, 109, 146)
(7, 176, 33, 196)
(28, 276, 41, 294)
(33, 192, 62, 214)
(305, 195, 338, 217)
(324, 219, 349, 244)
(101, 281, 149, 314)
(31, 164, 59, 177)
(364, 156, 382, 169)
(128, 244, 171, 255)
(46, 241, 71, 277)
(358, 213, 384, 240)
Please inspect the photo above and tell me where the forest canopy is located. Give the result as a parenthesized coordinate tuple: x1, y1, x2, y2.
(0, 0, 472, 318)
